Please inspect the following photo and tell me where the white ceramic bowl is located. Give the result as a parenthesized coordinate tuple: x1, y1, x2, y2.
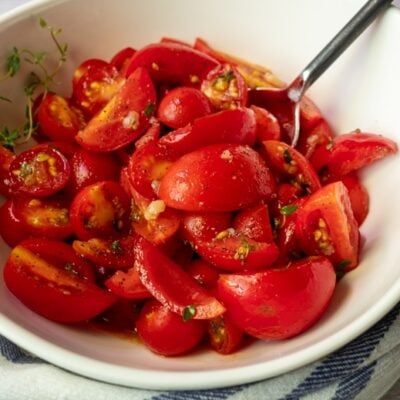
(0, 0, 400, 391)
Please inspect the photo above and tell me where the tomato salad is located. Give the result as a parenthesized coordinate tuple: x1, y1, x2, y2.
(0, 38, 397, 356)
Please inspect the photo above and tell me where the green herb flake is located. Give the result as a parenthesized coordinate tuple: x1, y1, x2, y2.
(218, 70, 234, 82)
(182, 305, 197, 321)
(110, 240, 122, 254)
(38, 17, 48, 28)
(283, 148, 292, 164)
(143, 102, 155, 118)
(234, 237, 256, 261)
(6, 47, 21, 78)
(280, 204, 298, 216)
(0, 127, 19, 147)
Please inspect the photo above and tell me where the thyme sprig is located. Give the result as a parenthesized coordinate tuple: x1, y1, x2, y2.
(0, 17, 68, 147)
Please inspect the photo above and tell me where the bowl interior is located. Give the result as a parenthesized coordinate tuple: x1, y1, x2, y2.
(0, 0, 400, 390)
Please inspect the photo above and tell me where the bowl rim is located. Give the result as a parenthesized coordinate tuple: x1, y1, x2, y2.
(1, 0, 400, 391)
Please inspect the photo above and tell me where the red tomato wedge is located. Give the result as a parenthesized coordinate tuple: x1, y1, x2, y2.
(3, 239, 116, 323)
(105, 266, 151, 299)
(159, 143, 276, 212)
(72, 236, 136, 269)
(159, 108, 257, 154)
(181, 212, 232, 243)
(195, 234, 279, 271)
(76, 67, 157, 152)
(218, 256, 336, 340)
(310, 132, 398, 178)
(262, 140, 321, 194)
(134, 237, 225, 319)
(125, 42, 219, 85)
(296, 181, 359, 271)
(251, 105, 281, 142)
(233, 203, 274, 243)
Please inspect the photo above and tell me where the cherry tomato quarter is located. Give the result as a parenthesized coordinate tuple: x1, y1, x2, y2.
(135, 237, 225, 319)
(296, 181, 359, 271)
(217, 256, 336, 340)
(76, 67, 157, 152)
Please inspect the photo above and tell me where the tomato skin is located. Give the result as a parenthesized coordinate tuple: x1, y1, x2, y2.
(201, 63, 248, 110)
(159, 144, 276, 212)
(136, 299, 206, 356)
(0, 145, 15, 197)
(310, 132, 398, 178)
(296, 182, 359, 271)
(208, 313, 243, 355)
(105, 266, 151, 299)
(70, 181, 131, 240)
(338, 174, 369, 226)
(181, 212, 232, 243)
(159, 108, 257, 155)
(37, 93, 85, 143)
(249, 91, 323, 142)
(3, 239, 116, 323)
(125, 42, 219, 85)
(185, 259, 220, 289)
(14, 196, 72, 241)
(157, 87, 211, 129)
(233, 203, 274, 243)
(262, 140, 321, 194)
(135, 237, 225, 319)
(251, 105, 281, 142)
(217, 256, 336, 340)
(0, 199, 28, 247)
(8, 144, 71, 197)
(110, 47, 136, 72)
(195, 235, 279, 272)
(72, 235, 136, 269)
(296, 119, 333, 159)
(76, 67, 157, 152)
(67, 149, 121, 196)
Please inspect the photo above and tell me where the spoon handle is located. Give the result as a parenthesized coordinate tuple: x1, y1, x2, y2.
(288, 0, 393, 102)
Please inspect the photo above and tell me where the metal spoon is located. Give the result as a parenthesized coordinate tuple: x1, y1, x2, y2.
(250, 0, 393, 147)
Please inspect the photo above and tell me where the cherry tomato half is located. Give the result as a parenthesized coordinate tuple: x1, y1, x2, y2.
(70, 181, 131, 240)
(136, 298, 206, 356)
(8, 144, 70, 197)
(159, 143, 276, 212)
(3, 238, 115, 323)
(218, 256, 336, 340)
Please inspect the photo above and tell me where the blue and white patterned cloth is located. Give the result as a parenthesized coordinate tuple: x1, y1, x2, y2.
(2, 302, 400, 400)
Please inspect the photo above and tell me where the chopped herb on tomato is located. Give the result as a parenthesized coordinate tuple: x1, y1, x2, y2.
(182, 305, 197, 321)
(280, 204, 298, 216)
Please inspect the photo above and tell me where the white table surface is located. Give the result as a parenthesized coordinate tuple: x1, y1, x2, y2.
(1, 0, 400, 399)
